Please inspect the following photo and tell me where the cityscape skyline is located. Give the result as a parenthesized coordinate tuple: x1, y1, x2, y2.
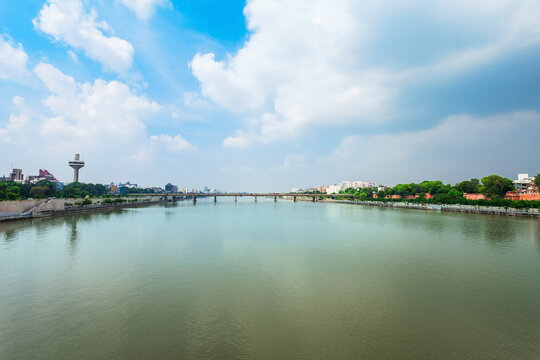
(1, 1, 540, 192)
(1, 153, 539, 191)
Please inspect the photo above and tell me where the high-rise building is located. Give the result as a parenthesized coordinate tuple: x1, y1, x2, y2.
(10, 168, 23, 182)
(165, 183, 178, 193)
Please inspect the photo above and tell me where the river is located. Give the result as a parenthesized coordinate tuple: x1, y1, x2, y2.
(1, 198, 540, 359)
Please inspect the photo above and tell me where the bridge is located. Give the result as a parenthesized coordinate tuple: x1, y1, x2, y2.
(128, 193, 356, 204)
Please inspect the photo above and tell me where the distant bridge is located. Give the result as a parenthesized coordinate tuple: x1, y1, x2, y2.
(127, 193, 355, 204)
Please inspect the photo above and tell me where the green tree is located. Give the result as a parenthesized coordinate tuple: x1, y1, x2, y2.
(455, 179, 480, 193)
(447, 188, 463, 200)
(534, 174, 540, 189)
(30, 186, 49, 198)
(480, 175, 514, 198)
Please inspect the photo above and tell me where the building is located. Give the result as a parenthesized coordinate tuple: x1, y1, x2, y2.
(165, 183, 178, 193)
(513, 173, 537, 194)
(26, 169, 59, 184)
(68, 154, 85, 183)
(352, 181, 376, 188)
(107, 184, 120, 194)
(326, 184, 342, 194)
(10, 168, 23, 182)
(318, 185, 329, 193)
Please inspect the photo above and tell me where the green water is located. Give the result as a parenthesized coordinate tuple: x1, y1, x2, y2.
(1, 199, 540, 359)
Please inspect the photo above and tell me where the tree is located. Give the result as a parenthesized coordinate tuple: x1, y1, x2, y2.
(535, 173, 540, 190)
(480, 175, 514, 198)
(447, 188, 463, 200)
(30, 186, 49, 199)
(455, 179, 480, 193)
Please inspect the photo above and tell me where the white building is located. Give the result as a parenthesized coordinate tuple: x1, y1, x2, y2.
(513, 173, 536, 193)
(326, 184, 342, 194)
(349, 180, 376, 188)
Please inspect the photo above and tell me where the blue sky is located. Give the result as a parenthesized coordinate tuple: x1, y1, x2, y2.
(0, 0, 539, 191)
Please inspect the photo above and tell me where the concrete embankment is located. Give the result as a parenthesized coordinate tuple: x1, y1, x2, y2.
(322, 199, 540, 218)
(0, 197, 165, 223)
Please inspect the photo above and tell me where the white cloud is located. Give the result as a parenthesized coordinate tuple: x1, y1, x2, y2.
(323, 111, 540, 185)
(34, 0, 134, 73)
(150, 134, 192, 152)
(33, 62, 160, 154)
(0, 35, 29, 82)
(118, 0, 171, 21)
(67, 50, 79, 63)
(191, 0, 540, 148)
(284, 153, 305, 168)
(183, 91, 210, 109)
(1, 62, 196, 181)
(223, 130, 252, 149)
(0, 97, 32, 142)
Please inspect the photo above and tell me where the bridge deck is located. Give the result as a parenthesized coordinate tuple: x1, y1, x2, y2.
(128, 193, 355, 198)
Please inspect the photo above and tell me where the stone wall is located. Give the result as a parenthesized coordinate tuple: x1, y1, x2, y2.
(0, 200, 46, 214)
(324, 199, 540, 218)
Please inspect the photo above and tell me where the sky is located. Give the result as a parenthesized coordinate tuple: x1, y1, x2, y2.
(0, 0, 539, 191)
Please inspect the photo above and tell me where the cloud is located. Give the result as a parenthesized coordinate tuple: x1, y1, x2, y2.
(150, 134, 192, 152)
(183, 91, 210, 109)
(323, 111, 540, 185)
(0, 97, 32, 143)
(191, 0, 540, 148)
(67, 50, 79, 63)
(284, 153, 305, 168)
(118, 0, 171, 21)
(33, 62, 160, 149)
(0, 35, 30, 82)
(1, 62, 195, 181)
(34, 0, 134, 73)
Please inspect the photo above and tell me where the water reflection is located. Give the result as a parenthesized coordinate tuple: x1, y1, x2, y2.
(481, 218, 517, 249)
(463, 214, 540, 251)
(0, 222, 21, 243)
(64, 216, 80, 255)
(0, 207, 127, 246)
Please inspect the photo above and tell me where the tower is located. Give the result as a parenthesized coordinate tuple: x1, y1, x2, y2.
(69, 153, 85, 183)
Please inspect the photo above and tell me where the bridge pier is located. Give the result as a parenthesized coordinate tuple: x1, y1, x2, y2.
(193, 196, 197, 205)
(312, 196, 317, 202)
(293, 196, 297, 203)
(254, 196, 257, 203)
(234, 196, 237, 203)
(214, 196, 217, 203)
(274, 196, 277, 202)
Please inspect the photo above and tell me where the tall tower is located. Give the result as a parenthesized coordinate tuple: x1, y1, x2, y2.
(69, 153, 85, 183)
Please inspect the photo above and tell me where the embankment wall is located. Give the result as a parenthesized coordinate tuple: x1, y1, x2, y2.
(322, 200, 540, 218)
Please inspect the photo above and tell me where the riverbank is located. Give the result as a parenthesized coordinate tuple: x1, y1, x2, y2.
(320, 199, 540, 218)
(0, 196, 165, 223)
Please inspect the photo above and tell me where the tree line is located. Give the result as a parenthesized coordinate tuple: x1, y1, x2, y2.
(325, 174, 540, 209)
(0, 181, 156, 201)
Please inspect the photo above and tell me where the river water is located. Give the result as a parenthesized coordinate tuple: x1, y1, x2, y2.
(1, 199, 540, 359)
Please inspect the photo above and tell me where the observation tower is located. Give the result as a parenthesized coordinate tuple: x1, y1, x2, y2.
(69, 153, 85, 183)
